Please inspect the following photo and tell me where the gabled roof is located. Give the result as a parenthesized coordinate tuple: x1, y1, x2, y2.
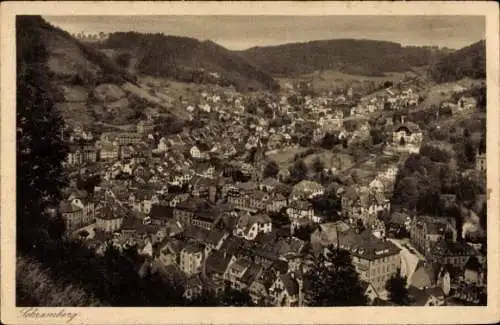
(219, 236, 246, 256)
(149, 204, 174, 221)
(340, 230, 401, 261)
(176, 197, 212, 212)
(394, 122, 421, 134)
(432, 240, 478, 258)
(205, 250, 232, 276)
(181, 242, 204, 254)
(464, 255, 482, 272)
(240, 264, 263, 285)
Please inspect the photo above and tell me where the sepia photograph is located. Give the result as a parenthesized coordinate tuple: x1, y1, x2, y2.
(1, 1, 499, 324)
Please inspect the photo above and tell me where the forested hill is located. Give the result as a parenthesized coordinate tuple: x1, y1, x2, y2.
(21, 16, 136, 86)
(429, 40, 486, 83)
(100, 32, 280, 92)
(238, 39, 450, 77)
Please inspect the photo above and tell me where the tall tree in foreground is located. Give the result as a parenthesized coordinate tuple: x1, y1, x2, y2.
(16, 16, 69, 253)
(385, 270, 410, 306)
(304, 247, 367, 306)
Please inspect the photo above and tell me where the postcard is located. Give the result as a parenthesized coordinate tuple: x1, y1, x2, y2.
(1, 1, 499, 324)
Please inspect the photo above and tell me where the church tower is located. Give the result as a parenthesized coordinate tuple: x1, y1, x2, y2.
(253, 134, 265, 181)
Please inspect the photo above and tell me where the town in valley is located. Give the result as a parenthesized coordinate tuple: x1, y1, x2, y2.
(16, 15, 487, 307)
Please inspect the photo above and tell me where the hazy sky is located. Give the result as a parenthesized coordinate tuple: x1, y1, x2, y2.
(43, 15, 485, 50)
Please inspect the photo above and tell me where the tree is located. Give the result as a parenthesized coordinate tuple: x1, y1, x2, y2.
(355, 219, 366, 233)
(370, 128, 387, 145)
(78, 230, 90, 239)
(463, 127, 471, 138)
(263, 160, 280, 179)
(289, 159, 308, 184)
(299, 134, 312, 147)
(385, 270, 410, 305)
(383, 81, 393, 88)
(312, 157, 324, 174)
(293, 224, 317, 241)
(311, 190, 341, 221)
(17, 16, 69, 253)
(304, 248, 367, 306)
(321, 132, 340, 149)
(392, 176, 419, 210)
(189, 283, 255, 307)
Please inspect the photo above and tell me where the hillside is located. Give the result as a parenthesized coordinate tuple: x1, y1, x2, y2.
(429, 40, 486, 83)
(239, 39, 448, 77)
(19, 16, 191, 130)
(99, 32, 280, 92)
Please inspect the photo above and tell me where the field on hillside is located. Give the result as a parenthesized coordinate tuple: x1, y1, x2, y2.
(276, 69, 408, 93)
(265, 146, 310, 168)
(303, 150, 355, 172)
(266, 145, 356, 174)
(421, 78, 485, 108)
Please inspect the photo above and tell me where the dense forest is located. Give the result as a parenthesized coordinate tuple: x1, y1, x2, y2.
(100, 32, 280, 92)
(238, 39, 449, 77)
(429, 40, 486, 83)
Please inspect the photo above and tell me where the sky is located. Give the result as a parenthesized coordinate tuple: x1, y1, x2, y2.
(43, 15, 485, 50)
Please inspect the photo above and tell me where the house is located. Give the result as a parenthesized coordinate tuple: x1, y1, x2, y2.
(195, 162, 216, 179)
(260, 177, 281, 193)
(386, 212, 411, 234)
(190, 146, 202, 159)
(360, 280, 380, 305)
(457, 96, 477, 111)
(286, 200, 318, 232)
(179, 242, 204, 276)
(204, 250, 232, 283)
(128, 189, 160, 214)
(137, 119, 155, 134)
(410, 216, 457, 257)
(227, 194, 252, 212)
(340, 186, 359, 217)
(463, 256, 485, 287)
(310, 221, 353, 253)
(291, 180, 324, 200)
(173, 197, 213, 226)
(157, 239, 184, 267)
(224, 258, 252, 290)
(408, 286, 445, 306)
(440, 194, 457, 209)
(476, 151, 486, 172)
(99, 141, 120, 161)
(248, 191, 270, 211)
(331, 230, 401, 293)
(59, 200, 85, 233)
(100, 132, 142, 146)
(149, 204, 174, 225)
(369, 178, 384, 194)
(234, 213, 272, 241)
(190, 209, 222, 231)
(392, 122, 423, 152)
(430, 240, 479, 270)
(183, 275, 203, 300)
(190, 176, 217, 202)
(67, 142, 98, 166)
(95, 205, 125, 233)
(269, 273, 303, 307)
(266, 193, 288, 213)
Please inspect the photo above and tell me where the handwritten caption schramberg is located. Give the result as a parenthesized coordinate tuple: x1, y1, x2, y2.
(20, 307, 79, 323)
